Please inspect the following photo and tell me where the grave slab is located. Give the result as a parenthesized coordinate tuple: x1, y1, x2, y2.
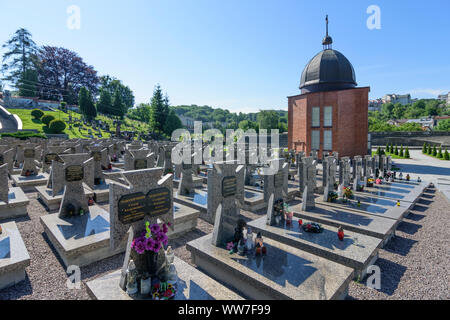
(0, 221, 31, 290)
(86, 256, 243, 300)
(174, 189, 208, 216)
(173, 176, 203, 189)
(248, 216, 382, 279)
(0, 187, 30, 220)
(40, 205, 125, 268)
(168, 203, 200, 239)
(11, 172, 49, 192)
(187, 234, 354, 300)
(315, 194, 412, 221)
(36, 184, 94, 212)
(291, 203, 399, 247)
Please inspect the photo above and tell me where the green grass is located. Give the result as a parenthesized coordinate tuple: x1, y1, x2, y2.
(371, 151, 410, 159)
(422, 151, 450, 161)
(7, 108, 151, 139)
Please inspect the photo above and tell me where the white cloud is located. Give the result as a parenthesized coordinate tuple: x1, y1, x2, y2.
(409, 88, 448, 97)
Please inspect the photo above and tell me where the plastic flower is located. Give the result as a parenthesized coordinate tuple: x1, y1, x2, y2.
(150, 223, 160, 234)
(162, 223, 168, 234)
(144, 237, 156, 251)
(226, 242, 234, 250)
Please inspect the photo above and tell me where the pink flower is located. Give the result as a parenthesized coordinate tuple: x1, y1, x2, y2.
(162, 224, 168, 234)
(226, 242, 234, 250)
(144, 238, 156, 251)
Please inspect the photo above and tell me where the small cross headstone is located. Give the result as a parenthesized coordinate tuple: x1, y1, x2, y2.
(0, 164, 9, 203)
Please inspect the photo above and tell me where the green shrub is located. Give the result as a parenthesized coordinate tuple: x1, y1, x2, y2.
(405, 147, 410, 159)
(41, 114, 55, 126)
(31, 109, 44, 120)
(390, 143, 394, 153)
(422, 143, 427, 154)
(49, 119, 66, 134)
(399, 145, 404, 157)
(438, 147, 443, 158)
(427, 144, 432, 154)
(394, 145, 399, 156)
(1, 131, 47, 140)
(444, 149, 450, 160)
(432, 145, 437, 157)
(376, 146, 381, 155)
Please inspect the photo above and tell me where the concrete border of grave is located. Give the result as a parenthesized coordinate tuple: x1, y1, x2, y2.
(0, 221, 31, 290)
(86, 256, 244, 300)
(247, 216, 382, 280)
(187, 234, 354, 300)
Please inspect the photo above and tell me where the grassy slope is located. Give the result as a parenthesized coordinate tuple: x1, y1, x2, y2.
(8, 108, 151, 139)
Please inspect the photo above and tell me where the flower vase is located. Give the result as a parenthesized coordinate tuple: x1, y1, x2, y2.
(130, 249, 148, 276)
(146, 251, 159, 276)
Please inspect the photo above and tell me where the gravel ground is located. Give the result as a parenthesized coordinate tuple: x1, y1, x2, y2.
(0, 183, 448, 300)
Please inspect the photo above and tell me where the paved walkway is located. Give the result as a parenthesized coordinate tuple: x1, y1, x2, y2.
(390, 149, 450, 202)
(0, 106, 18, 132)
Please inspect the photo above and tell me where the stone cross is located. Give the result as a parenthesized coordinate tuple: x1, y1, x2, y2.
(209, 161, 245, 246)
(109, 168, 174, 289)
(57, 154, 95, 217)
(265, 159, 289, 226)
(301, 157, 317, 210)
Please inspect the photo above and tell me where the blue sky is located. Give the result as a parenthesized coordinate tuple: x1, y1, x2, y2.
(1, 0, 449, 113)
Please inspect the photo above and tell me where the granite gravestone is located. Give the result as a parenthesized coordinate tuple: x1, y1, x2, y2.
(0, 146, 15, 175)
(339, 157, 351, 187)
(56, 154, 95, 217)
(20, 145, 41, 176)
(109, 168, 174, 290)
(301, 157, 317, 210)
(264, 159, 289, 226)
(124, 149, 155, 171)
(177, 156, 195, 196)
(353, 156, 363, 191)
(88, 146, 109, 184)
(209, 161, 245, 246)
(0, 164, 9, 203)
(323, 156, 337, 201)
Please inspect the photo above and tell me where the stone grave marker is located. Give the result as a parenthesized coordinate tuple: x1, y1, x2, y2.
(264, 158, 289, 226)
(301, 156, 317, 210)
(209, 161, 245, 247)
(109, 168, 174, 290)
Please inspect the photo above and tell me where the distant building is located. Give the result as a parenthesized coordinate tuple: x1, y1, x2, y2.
(434, 115, 450, 127)
(437, 92, 450, 104)
(178, 114, 195, 131)
(382, 93, 412, 105)
(368, 98, 383, 111)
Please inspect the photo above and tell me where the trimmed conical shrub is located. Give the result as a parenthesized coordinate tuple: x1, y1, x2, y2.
(444, 148, 450, 160)
(400, 145, 404, 157)
(422, 143, 427, 154)
(438, 147, 443, 158)
(432, 145, 437, 157)
(394, 145, 399, 155)
(405, 147, 410, 159)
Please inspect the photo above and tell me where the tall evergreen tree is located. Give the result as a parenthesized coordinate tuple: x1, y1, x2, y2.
(111, 89, 125, 118)
(96, 89, 112, 114)
(150, 84, 167, 133)
(85, 90, 97, 120)
(164, 109, 183, 136)
(1, 28, 37, 86)
(17, 68, 38, 97)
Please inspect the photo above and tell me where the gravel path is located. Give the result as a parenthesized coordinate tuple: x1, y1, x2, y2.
(1, 184, 448, 300)
(347, 187, 449, 300)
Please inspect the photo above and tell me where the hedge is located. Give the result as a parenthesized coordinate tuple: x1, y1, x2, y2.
(41, 114, 55, 126)
(49, 119, 66, 134)
(31, 109, 44, 120)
